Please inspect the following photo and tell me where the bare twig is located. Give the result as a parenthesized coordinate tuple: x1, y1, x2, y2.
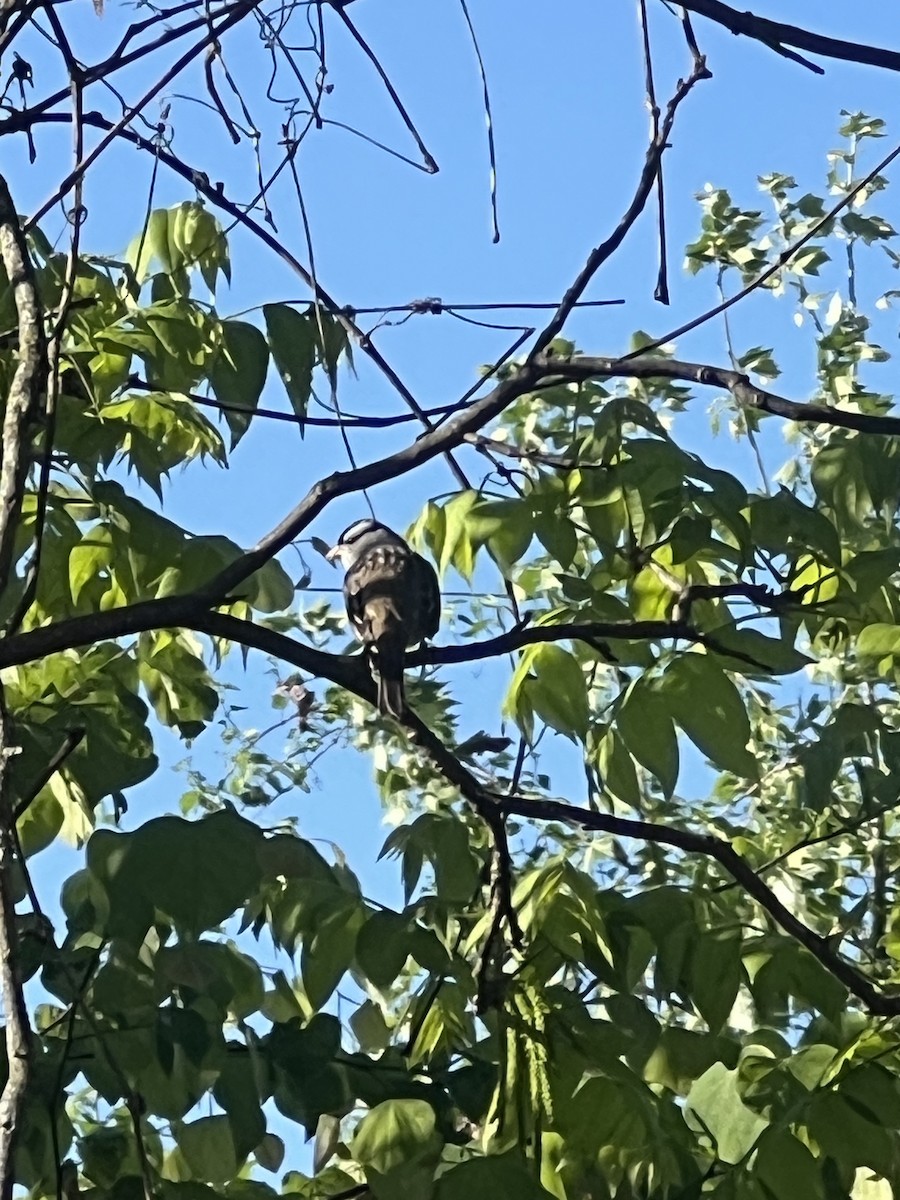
(0, 0, 260, 137)
(631, 133, 900, 359)
(529, 41, 710, 358)
(637, 0, 669, 303)
(458, 0, 500, 242)
(125, 374, 461, 428)
(330, 3, 438, 172)
(26, 0, 266, 230)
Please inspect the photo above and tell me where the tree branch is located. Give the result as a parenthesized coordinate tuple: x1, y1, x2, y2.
(410, 618, 776, 672)
(677, 0, 900, 74)
(529, 36, 710, 358)
(0, 175, 40, 1200)
(495, 794, 900, 1017)
(194, 616, 900, 1020)
(0, 176, 45, 598)
(531, 354, 900, 438)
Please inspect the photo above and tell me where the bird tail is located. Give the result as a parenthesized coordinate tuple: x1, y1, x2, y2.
(365, 599, 407, 718)
(376, 669, 406, 720)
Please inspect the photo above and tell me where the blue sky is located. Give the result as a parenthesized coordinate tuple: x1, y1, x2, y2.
(10, 0, 900, 1126)
(14, 0, 900, 885)
(8, 0, 900, 1179)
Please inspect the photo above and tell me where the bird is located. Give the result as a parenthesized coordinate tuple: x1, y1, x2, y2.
(326, 518, 441, 718)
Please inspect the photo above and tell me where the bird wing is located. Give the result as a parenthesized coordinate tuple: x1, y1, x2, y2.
(408, 552, 441, 641)
(344, 544, 441, 646)
(344, 544, 410, 640)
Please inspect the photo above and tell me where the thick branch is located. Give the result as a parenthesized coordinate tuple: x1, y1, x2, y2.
(496, 795, 900, 1017)
(0, 599, 883, 1019)
(0, 176, 40, 1200)
(205, 348, 890, 614)
(677, 0, 900, 73)
(193, 617, 900, 1020)
(532, 354, 900, 438)
(0, 178, 45, 597)
(410, 618, 773, 671)
(198, 363, 543, 600)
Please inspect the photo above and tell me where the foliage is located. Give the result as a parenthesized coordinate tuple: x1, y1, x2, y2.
(6, 38, 900, 1200)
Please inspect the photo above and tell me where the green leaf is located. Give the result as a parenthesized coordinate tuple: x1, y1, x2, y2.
(138, 630, 219, 738)
(806, 1092, 894, 1175)
(662, 655, 756, 778)
(755, 1128, 823, 1200)
(254, 1133, 285, 1172)
(356, 911, 411, 990)
(643, 1027, 737, 1094)
(506, 644, 589, 740)
(267, 1015, 349, 1134)
(430, 816, 481, 903)
(858, 623, 900, 658)
(87, 810, 264, 940)
(213, 1047, 266, 1160)
(616, 676, 679, 796)
(158, 942, 264, 1020)
(210, 320, 269, 448)
(436, 1156, 555, 1200)
(350, 1000, 391, 1053)
(594, 726, 640, 807)
(707, 626, 811, 677)
(177, 1116, 239, 1184)
(691, 932, 741, 1033)
(434, 490, 479, 580)
(685, 1063, 768, 1164)
(466, 499, 533, 575)
(748, 490, 840, 563)
(263, 304, 316, 424)
(301, 900, 365, 1010)
(352, 1099, 438, 1175)
(534, 509, 577, 568)
(78, 1128, 134, 1188)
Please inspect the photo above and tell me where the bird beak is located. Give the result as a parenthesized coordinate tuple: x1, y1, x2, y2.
(325, 545, 341, 566)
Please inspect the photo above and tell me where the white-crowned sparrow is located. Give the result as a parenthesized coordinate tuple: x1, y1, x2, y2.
(326, 518, 441, 717)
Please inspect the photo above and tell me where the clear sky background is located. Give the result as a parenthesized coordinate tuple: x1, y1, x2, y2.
(9, 0, 900, 1163)
(11, 0, 900, 899)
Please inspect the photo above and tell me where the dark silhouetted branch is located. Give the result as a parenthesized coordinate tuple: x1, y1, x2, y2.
(677, 0, 900, 74)
(496, 793, 900, 1016)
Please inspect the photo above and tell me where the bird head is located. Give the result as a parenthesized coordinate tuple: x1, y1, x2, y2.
(326, 518, 404, 568)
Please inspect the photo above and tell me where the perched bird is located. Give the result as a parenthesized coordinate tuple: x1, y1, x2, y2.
(326, 518, 441, 718)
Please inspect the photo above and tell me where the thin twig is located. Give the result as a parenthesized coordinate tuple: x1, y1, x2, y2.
(331, 3, 438, 173)
(630, 133, 900, 360)
(25, 0, 264, 229)
(529, 42, 710, 358)
(637, 0, 668, 303)
(458, 0, 500, 242)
